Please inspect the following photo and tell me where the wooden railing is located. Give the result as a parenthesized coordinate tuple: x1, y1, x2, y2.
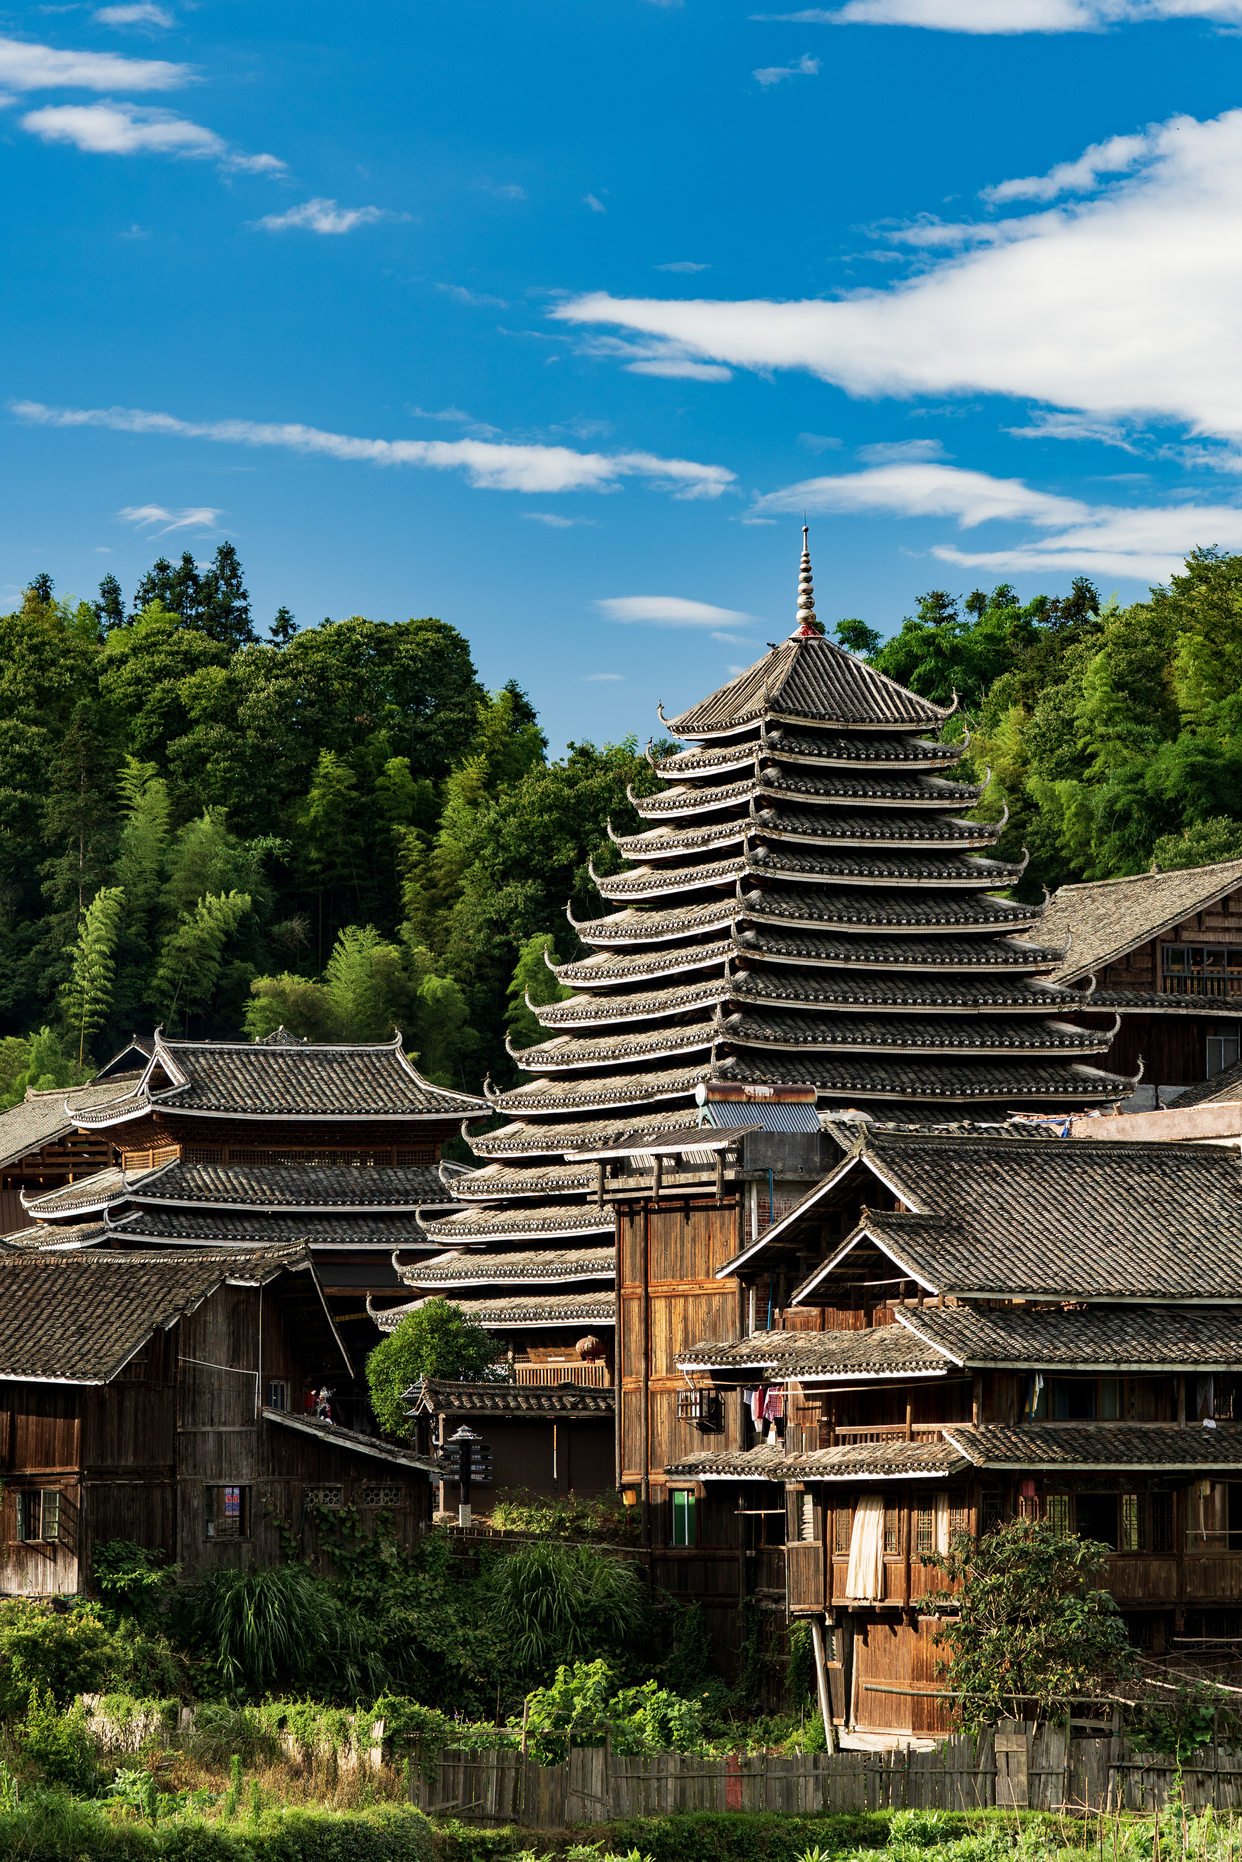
(829, 1424, 945, 1446)
(514, 1362, 611, 1387)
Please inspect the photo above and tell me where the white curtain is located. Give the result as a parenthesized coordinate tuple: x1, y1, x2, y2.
(846, 1495, 885, 1600)
(935, 1492, 950, 1555)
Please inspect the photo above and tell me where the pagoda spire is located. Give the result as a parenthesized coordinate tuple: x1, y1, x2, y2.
(792, 524, 819, 638)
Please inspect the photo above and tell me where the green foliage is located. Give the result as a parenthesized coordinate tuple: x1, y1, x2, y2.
(519, 1659, 706, 1763)
(94, 1541, 182, 1631)
(0, 1024, 81, 1107)
(1133, 1678, 1242, 1758)
(61, 883, 125, 1065)
(486, 1491, 639, 1546)
(504, 935, 573, 1054)
(367, 1300, 508, 1435)
(430, 1812, 895, 1862)
(187, 1563, 386, 1699)
(21, 1683, 99, 1793)
(918, 1515, 1134, 1730)
(485, 1541, 646, 1683)
(152, 890, 252, 1033)
(0, 1599, 116, 1714)
(0, 1795, 436, 1860)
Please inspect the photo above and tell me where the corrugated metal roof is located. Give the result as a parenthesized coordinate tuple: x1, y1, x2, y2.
(707, 1100, 821, 1132)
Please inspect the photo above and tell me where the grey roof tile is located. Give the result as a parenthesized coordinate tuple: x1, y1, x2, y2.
(375, 1288, 616, 1330)
(947, 1422, 1242, 1470)
(405, 1376, 614, 1417)
(0, 1074, 143, 1171)
(666, 638, 950, 735)
(897, 1302, 1242, 1369)
(677, 1324, 946, 1378)
(398, 1246, 615, 1288)
(1041, 859, 1242, 985)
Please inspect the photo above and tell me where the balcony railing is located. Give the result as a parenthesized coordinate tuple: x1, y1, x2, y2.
(514, 1361, 611, 1387)
(828, 1424, 946, 1446)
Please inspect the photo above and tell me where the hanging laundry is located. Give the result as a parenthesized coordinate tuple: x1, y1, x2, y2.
(750, 1387, 766, 1425)
(763, 1388, 784, 1421)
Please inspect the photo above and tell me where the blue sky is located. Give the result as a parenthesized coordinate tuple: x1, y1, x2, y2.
(6, 0, 1242, 751)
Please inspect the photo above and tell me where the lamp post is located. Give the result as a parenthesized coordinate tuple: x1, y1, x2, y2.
(446, 1424, 484, 1528)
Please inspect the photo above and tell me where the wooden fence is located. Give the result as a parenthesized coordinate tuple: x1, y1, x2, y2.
(408, 1723, 1242, 1826)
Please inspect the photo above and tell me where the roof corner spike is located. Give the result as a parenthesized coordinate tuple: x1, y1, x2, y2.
(791, 525, 820, 639)
(644, 737, 657, 768)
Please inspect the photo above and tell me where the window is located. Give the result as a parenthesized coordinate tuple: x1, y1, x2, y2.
(15, 1491, 60, 1543)
(1208, 1028, 1242, 1077)
(981, 1491, 1003, 1536)
(1075, 1491, 1118, 1551)
(205, 1485, 250, 1539)
(884, 1506, 899, 1554)
(305, 1485, 344, 1509)
(362, 1485, 404, 1508)
(267, 1380, 289, 1412)
(949, 1502, 970, 1539)
(1121, 1494, 1146, 1553)
(798, 1493, 815, 1542)
(1162, 945, 1242, 1004)
(1152, 1493, 1175, 1554)
(671, 1489, 696, 1547)
(833, 1506, 851, 1555)
(916, 1506, 934, 1555)
(1046, 1494, 1072, 1534)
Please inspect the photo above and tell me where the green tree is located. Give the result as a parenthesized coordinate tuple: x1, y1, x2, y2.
(93, 572, 125, 633)
(920, 1515, 1133, 1730)
(834, 617, 882, 656)
(505, 933, 572, 1054)
(152, 891, 252, 1033)
(366, 1299, 507, 1435)
(61, 885, 125, 1067)
(270, 605, 298, 646)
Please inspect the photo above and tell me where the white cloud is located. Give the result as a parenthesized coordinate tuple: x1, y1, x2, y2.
(22, 99, 283, 169)
(856, 437, 948, 463)
(574, 332, 732, 381)
(656, 261, 710, 272)
(0, 32, 186, 89)
(94, 4, 175, 25)
(751, 460, 1242, 579)
(15, 399, 736, 499)
(583, 672, 625, 680)
(436, 281, 507, 307)
(1005, 410, 1140, 447)
(119, 502, 222, 534)
(754, 51, 820, 85)
(798, 431, 843, 452)
(752, 1, 1242, 27)
(553, 110, 1242, 448)
(982, 132, 1150, 202)
(598, 596, 758, 625)
(256, 198, 391, 234)
(522, 512, 598, 527)
(584, 193, 607, 213)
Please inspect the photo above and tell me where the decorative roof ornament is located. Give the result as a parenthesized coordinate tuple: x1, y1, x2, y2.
(791, 525, 820, 640)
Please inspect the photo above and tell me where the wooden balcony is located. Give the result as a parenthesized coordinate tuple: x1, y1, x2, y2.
(514, 1361, 611, 1387)
(827, 1424, 946, 1447)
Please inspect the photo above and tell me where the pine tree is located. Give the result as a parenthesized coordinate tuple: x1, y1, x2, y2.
(61, 886, 125, 1067)
(270, 606, 298, 646)
(198, 543, 255, 649)
(94, 574, 126, 633)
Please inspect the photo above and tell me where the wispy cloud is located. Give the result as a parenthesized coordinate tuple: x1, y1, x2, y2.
(753, 52, 819, 86)
(481, 179, 526, 200)
(751, 459, 1242, 579)
(798, 432, 843, 452)
(94, 3, 174, 25)
(981, 132, 1150, 202)
(575, 333, 732, 382)
(522, 512, 598, 527)
(583, 193, 607, 214)
(1005, 410, 1140, 448)
(750, 1, 1242, 28)
(22, 99, 282, 170)
(583, 672, 625, 680)
(256, 198, 394, 234)
(0, 32, 186, 89)
(597, 596, 758, 625)
(436, 282, 507, 307)
(656, 261, 710, 272)
(16, 399, 736, 499)
(553, 110, 1242, 449)
(856, 437, 948, 463)
(119, 502, 222, 534)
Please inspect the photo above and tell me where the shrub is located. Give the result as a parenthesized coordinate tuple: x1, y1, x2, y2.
(21, 1683, 99, 1794)
(367, 1300, 508, 1436)
(187, 1562, 386, 1697)
(521, 1660, 707, 1764)
(486, 1543, 645, 1681)
(94, 1540, 181, 1630)
(0, 1598, 116, 1715)
(0, 1798, 435, 1861)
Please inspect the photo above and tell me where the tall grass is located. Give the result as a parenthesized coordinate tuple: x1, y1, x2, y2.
(191, 1564, 387, 1697)
(486, 1541, 646, 1676)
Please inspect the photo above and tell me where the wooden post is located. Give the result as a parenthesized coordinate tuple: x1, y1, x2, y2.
(653, 1155, 663, 1204)
(715, 1150, 724, 1206)
(614, 1206, 623, 1492)
(1178, 1374, 1187, 1427)
(641, 1201, 651, 1544)
(596, 1160, 605, 1208)
(810, 1618, 838, 1752)
(972, 1373, 983, 1426)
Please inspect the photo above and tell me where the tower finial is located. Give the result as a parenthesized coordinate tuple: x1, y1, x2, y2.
(791, 525, 818, 638)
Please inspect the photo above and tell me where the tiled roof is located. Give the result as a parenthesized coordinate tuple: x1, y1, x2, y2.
(105, 1209, 450, 1248)
(1171, 1057, 1242, 1108)
(1, 1220, 108, 1251)
(595, 849, 1025, 902)
(1042, 858, 1242, 985)
(788, 1130, 1242, 1301)
(449, 1160, 601, 1201)
(665, 1439, 969, 1480)
(122, 1160, 452, 1212)
(0, 1073, 143, 1171)
(72, 1035, 484, 1126)
(375, 1288, 617, 1331)
(677, 1324, 946, 1379)
(405, 1376, 614, 1417)
(735, 884, 1035, 928)
(897, 1302, 1242, 1369)
(0, 1245, 313, 1382)
(611, 811, 997, 860)
(634, 772, 981, 818)
(656, 731, 964, 776)
(398, 1246, 615, 1288)
(733, 928, 1062, 971)
(666, 637, 949, 735)
(469, 1106, 724, 1158)
(945, 1422, 1242, 1471)
(416, 1203, 615, 1243)
(261, 1407, 443, 1473)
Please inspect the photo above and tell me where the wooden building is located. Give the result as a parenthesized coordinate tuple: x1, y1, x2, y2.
(1041, 861, 1242, 1103)
(406, 1377, 615, 1518)
(0, 1074, 144, 1237)
(0, 1243, 440, 1596)
(659, 1125, 1242, 1731)
(14, 1031, 486, 1362)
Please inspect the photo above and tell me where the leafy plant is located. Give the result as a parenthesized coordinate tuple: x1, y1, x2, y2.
(0, 1598, 116, 1714)
(93, 1539, 181, 1630)
(20, 1683, 98, 1793)
(60, 884, 125, 1067)
(919, 1515, 1134, 1730)
(188, 1561, 386, 1698)
(486, 1541, 646, 1681)
(367, 1298, 509, 1435)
